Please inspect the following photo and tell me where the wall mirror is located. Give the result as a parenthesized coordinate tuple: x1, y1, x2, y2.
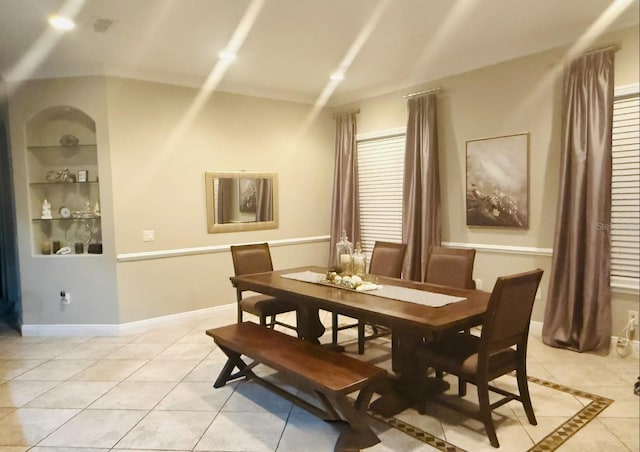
(205, 171, 278, 233)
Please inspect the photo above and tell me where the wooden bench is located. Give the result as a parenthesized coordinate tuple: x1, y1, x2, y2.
(206, 321, 387, 451)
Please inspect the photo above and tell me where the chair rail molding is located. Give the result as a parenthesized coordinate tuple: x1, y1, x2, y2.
(445, 242, 637, 293)
(116, 234, 331, 262)
(443, 242, 553, 256)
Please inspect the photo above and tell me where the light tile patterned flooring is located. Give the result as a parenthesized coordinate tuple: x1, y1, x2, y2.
(0, 307, 637, 451)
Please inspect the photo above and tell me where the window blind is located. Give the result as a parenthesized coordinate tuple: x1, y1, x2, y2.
(357, 133, 405, 257)
(611, 92, 640, 285)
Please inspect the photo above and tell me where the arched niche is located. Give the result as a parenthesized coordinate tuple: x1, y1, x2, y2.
(26, 105, 96, 147)
(25, 105, 102, 255)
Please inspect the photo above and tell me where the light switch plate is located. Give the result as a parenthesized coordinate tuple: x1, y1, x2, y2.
(142, 230, 155, 242)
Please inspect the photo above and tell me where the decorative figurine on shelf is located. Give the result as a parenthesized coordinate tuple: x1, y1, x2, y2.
(335, 229, 353, 274)
(41, 199, 52, 219)
(59, 134, 79, 146)
(93, 201, 101, 217)
(81, 201, 93, 218)
(46, 168, 75, 183)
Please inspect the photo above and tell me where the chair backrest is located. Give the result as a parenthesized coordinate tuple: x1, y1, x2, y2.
(480, 269, 544, 355)
(369, 241, 407, 278)
(426, 246, 476, 289)
(230, 242, 274, 276)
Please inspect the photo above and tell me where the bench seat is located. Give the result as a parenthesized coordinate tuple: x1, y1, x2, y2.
(206, 322, 387, 451)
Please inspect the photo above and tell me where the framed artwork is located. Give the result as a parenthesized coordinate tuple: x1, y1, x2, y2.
(466, 133, 529, 228)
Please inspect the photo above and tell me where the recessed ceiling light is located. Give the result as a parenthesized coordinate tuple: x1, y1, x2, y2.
(218, 51, 236, 62)
(330, 72, 344, 81)
(49, 14, 76, 31)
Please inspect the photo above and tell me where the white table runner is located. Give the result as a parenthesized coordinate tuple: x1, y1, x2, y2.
(281, 271, 465, 308)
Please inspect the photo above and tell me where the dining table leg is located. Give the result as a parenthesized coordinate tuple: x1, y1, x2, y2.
(295, 305, 326, 344)
(369, 330, 449, 417)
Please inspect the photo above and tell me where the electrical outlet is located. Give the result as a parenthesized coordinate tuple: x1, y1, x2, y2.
(142, 230, 155, 242)
(60, 291, 71, 304)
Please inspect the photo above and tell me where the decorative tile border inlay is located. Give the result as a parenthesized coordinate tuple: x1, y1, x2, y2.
(527, 376, 613, 452)
(366, 409, 465, 451)
(366, 375, 613, 452)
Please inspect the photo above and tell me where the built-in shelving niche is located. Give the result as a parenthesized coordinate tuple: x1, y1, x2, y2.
(26, 106, 102, 256)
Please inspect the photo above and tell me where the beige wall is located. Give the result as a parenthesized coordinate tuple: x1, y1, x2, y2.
(105, 78, 334, 252)
(105, 78, 334, 322)
(345, 25, 639, 333)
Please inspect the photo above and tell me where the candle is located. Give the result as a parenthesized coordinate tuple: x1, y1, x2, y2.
(41, 241, 51, 255)
(340, 254, 352, 273)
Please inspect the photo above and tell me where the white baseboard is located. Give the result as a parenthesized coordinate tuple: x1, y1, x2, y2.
(529, 320, 543, 337)
(529, 320, 639, 359)
(21, 303, 236, 337)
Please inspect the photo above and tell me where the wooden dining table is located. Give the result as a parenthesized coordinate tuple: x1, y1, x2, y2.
(230, 265, 491, 416)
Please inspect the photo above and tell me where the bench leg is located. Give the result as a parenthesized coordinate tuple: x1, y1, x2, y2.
(213, 344, 257, 388)
(314, 390, 342, 421)
(329, 393, 380, 451)
(354, 383, 377, 412)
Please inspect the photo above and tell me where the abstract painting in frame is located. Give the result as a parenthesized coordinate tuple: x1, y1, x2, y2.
(466, 133, 529, 228)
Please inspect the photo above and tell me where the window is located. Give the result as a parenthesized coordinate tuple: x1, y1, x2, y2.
(356, 129, 405, 257)
(611, 86, 640, 290)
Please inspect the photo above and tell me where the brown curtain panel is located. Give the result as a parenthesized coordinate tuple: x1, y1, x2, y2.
(329, 112, 361, 267)
(542, 49, 615, 354)
(256, 178, 272, 221)
(402, 94, 441, 281)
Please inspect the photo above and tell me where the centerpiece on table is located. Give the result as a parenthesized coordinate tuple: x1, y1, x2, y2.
(328, 231, 380, 291)
(323, 271, 380, 291)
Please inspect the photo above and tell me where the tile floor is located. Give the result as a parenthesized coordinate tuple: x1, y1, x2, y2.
(0, 307, 637, 451)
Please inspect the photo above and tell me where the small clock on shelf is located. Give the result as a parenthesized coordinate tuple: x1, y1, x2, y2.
(59, 206, 71, 219)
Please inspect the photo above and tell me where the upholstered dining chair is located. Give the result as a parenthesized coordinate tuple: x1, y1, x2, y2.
(331, 241, 407, 354)
(425, 245, 477, 354)
(417, 268, 544, 448)
(230, 242, 298, 334)
(425, 246, 476, 289)
(368, 241, 407, 279)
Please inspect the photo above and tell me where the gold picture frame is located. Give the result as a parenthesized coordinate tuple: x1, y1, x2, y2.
(205, 171, 279, 233)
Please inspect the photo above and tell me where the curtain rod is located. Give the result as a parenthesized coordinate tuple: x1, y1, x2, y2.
(403, 87, 441, 98)
(332, 108, 360, 119)
(580, 42, 621, 55)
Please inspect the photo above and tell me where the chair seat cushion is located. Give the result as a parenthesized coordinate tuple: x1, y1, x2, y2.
(239, 294, 297, 317)
(420, 333, 517, 377)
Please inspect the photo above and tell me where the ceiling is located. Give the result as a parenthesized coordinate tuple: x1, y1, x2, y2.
(1, 0, 638, 106)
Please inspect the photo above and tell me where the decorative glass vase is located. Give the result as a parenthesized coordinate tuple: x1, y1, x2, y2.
(352, 242, 366, 277)
(335, 230, 353, 274)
